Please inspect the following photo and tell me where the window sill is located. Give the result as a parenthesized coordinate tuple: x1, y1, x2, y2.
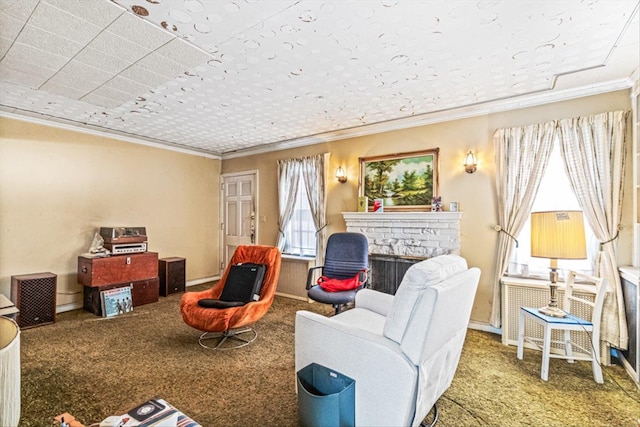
(281, 254, 316, 262)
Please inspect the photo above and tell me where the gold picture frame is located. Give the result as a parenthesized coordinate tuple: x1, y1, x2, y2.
(359, 148, 439, 212)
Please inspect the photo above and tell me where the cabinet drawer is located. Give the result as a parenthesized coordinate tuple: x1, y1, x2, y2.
(83, 278, 159, 316)
(78, 252, 158, 287)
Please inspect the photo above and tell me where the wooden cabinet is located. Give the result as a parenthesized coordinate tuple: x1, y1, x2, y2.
(78, 252, 159, 315)
(78, 252, 159, 287)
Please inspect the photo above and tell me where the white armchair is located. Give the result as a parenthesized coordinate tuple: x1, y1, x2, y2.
(295, 254, 480, 427)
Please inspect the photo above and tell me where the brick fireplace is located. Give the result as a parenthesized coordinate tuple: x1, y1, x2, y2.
(342, 211, 463, 294)
(342, 212, 463, 257)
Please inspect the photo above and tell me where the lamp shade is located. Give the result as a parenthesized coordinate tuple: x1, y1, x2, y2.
(530, 210, 587, 260)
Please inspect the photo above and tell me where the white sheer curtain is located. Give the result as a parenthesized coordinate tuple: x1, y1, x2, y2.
(557, 110, 629, 349)
(276, 159, 301, 251)
(491, 122, 556, 327)
(301, 154, 328, 267)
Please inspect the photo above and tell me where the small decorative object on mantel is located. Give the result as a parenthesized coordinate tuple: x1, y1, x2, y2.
(431, 196, 442, 212)
(373, 198, 384, 212)
(357, 196, 368, 212)
(449, 202, 459, 212)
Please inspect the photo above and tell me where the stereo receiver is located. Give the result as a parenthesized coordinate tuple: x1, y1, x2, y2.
(104, 242, 147, 255)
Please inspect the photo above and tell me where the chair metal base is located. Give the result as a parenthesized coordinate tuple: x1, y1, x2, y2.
(199, 327, 257, 350)
(419, 403, 439, 427)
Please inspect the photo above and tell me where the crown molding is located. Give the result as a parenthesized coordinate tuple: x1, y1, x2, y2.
(221, 77, 634, 159)
(1, 76, 634, 161)
(0, 110, 222, 160)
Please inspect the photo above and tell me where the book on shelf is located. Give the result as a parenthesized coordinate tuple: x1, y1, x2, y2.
(100, 286, 133, 318)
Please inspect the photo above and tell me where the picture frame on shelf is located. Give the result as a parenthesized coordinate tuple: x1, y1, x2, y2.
(359, 148, 439, 212)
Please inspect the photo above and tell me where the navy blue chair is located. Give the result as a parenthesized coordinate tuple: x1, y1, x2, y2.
(306, 232, 369, 314)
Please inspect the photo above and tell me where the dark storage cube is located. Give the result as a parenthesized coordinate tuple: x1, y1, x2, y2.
(10, 272, 57, 329)
(297, 363, 355, 427)
(159, 257, 186, 296)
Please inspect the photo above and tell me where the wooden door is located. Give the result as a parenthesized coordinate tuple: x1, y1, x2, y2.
(221, 172, 257, 274)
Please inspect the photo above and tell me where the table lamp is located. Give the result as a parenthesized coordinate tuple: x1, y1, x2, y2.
(530, 210, 587, 318)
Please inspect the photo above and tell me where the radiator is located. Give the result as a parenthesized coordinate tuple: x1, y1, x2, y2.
(501, 276, 609, 362)
(277, 257, 315, 301)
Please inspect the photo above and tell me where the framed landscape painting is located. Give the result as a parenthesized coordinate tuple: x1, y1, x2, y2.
(359, 148, 439, 212)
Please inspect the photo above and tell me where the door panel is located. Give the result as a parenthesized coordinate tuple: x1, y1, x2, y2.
(221, 173, 257, 274)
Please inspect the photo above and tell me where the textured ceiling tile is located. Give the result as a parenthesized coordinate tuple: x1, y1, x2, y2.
(0, 35, 13, 59)
(15, 24, 85, 58)
(119, 64, 170, 88)
(104, 75, 152, 98)
(43, 0, 124, 27)
(154, 38, 212, 68)
(29, 1, 103, 45)
(80, 92, 123, 109)
(106, 12, 173, 51)
(55, 60, 114, 86)
(0, 0, 40, 22)
(74, 46, 131, 75)
(0, 0, 637, 155)
(41, 80, 91, 99)
(0, 67, 48, 89)
(88, 84, 135, 105)
(1, 43, 66, 77)
(135, 52, 188, 80)
(90, 30, 152, 64)
(1, 42, 67, 75)
(49, 61, 112, 99)
(0, 12, 28, 41)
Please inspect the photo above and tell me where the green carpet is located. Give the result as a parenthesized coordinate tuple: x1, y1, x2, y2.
(17, 284, 640, 426)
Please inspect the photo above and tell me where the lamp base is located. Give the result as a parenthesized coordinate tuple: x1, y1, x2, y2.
(538, 306, 567, 318)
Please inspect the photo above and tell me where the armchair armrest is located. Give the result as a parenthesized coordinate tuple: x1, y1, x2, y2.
(306, 265, 323, 290)
(295, 310, 417, 427)
(355, 288, 394, 317)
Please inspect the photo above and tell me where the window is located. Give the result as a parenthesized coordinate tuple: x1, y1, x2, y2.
(509, 144, 596, 279)
(283, 183, 316, 257)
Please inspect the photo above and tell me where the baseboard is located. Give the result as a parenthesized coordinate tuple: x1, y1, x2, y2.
(612, 348, 640, 390)
(56, 302, 83, 313)
(186, 275, 219, 287)
(275, 291, 310, 302)
(468, 321, 501, 335)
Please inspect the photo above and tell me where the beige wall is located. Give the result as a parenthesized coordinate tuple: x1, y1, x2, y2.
(221, 90, 634, 325)
(0, 117, 221, 308)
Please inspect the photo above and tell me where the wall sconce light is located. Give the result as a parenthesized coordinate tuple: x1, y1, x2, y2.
(464, 151, 477, 174)
(335, 166, 347, 183)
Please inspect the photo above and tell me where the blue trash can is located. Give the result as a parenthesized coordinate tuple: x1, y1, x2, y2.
(297, 363, 355, 427)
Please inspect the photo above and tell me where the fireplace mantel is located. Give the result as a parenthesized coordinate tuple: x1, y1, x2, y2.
(342, 211, 462, 258)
